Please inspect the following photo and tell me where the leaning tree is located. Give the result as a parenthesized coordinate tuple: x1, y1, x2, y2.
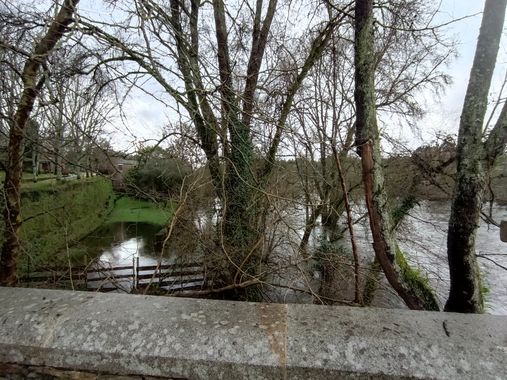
(0, 0, 81, 286)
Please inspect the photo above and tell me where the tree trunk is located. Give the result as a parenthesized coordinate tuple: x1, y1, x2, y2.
(332, 145, 362, 304)
(0, 0, 80, 286)
(445, 0, 507, 313)
(300, 204, 323, 252)
(354, 0, 438, 310)
(321, 191, 344, 230)
(55, 103, 65, 180)
(133, 0, 342, 296)
(211, 0, 260, 290)
(221, 120, 259, 287)
(31, 149, 38, 183)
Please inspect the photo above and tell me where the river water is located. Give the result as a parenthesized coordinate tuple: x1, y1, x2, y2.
(77, 222, 168, 267)
(300, 200, 507, 315)
(259, 199, 507, 314)
(76, 221, 204, 292)
(80, 202, 507, 314)
(396, 201, 507, 315)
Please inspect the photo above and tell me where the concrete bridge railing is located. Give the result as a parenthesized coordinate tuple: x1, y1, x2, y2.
(0, 287, 506, 379)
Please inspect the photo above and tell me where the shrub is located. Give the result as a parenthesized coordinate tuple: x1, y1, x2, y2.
(125, 158, 191, 200)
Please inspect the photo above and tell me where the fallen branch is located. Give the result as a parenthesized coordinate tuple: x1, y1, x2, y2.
(166, 279, 261, 297)
(267, 282, 358, 306)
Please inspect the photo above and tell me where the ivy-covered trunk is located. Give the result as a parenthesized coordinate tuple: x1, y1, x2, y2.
(135, 0, 340, 296)
(211, 0, 260, 292)
(220, 121, 260, 288)
(445, 0, 507, 313)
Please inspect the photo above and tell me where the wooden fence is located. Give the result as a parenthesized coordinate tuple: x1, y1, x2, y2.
(19, 259, 205, 294)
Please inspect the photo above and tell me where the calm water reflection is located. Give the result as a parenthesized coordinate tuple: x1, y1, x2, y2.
(77, 222, 169, 267)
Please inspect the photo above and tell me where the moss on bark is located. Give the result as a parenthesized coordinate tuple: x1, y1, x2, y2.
(395, 247, 439, 311)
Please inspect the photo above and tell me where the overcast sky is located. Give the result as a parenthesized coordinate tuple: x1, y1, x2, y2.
(402, 0, 507, 151)
(88, 0, 505, 153)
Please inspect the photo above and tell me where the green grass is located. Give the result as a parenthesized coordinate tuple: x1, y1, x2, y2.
(20, 176, 104, 194)
(5, 177, 116, 270)
(0, 171, 91, 192)
(21, 173, 57, 182)
(105, 196, 175, 226)
(0, 171, 58, 182)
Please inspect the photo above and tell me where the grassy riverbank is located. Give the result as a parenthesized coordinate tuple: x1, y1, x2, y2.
(105, 196, 175, 226)
(49, 196, 175, 273)
(0, 171, 57, 183)
(0, 177, 115, 271)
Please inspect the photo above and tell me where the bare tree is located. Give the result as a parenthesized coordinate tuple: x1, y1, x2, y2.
(75, 0, 352, 295)
(283, 0, 452, 305)
(0, 0, 80, 286)
(354, 0, 439, 310)
(41, 51, 115, 179)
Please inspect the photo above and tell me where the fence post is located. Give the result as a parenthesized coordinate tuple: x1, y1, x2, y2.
(84, 255, 88, 290)
(26, 256, 31, 285)
(132, 257, 136, 292)
(158, 261, 162, 288)
(203, 263, 207, 289)
(136, 256, 140, 290)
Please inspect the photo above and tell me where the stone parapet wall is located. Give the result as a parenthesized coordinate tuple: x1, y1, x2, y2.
(0, 288, 506, 379)
(0, 363, 172, 379)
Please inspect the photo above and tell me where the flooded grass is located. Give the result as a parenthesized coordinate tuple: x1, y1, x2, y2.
(106, 196, 175, 226)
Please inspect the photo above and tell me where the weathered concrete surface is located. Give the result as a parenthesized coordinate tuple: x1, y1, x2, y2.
(0, 363, 171, 379)
(0, 288, 506, 379)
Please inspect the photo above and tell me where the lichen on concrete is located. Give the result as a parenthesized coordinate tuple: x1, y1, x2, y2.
(0, 288, 506, 379)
